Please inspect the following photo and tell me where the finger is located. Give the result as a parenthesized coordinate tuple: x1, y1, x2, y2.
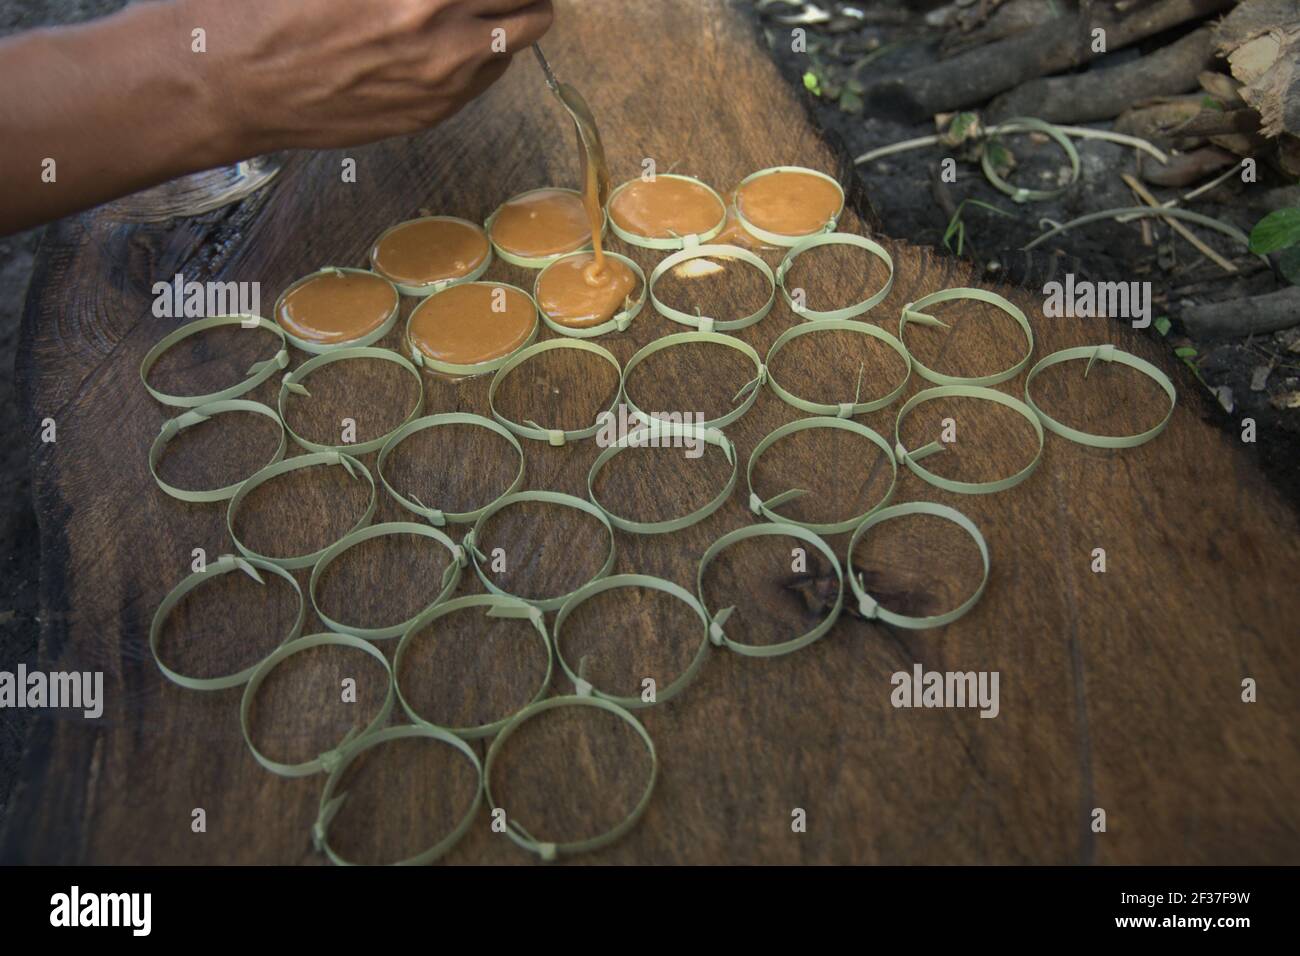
(430, 55, 513, 125)
(442, 45, 512, 97)
(466, 0, 551, 17)
(477, 0, 554, 51)
(462, 54, 512, 100)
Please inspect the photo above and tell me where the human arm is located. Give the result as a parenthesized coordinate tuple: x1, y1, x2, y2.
(0, 0, 553, 235)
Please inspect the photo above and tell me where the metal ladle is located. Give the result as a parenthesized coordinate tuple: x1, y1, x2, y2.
(532, 44, 610, 210)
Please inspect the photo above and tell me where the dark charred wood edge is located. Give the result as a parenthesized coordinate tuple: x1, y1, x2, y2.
(1, 168, 290, 861)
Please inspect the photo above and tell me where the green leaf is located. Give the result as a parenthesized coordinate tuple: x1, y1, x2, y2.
(1248, 208, 1300, 253)
(943, 219, 964, 256)
(1154, 316, 1172, 336)
(1280, 246, 1300, 285)
(964, 198, 1015, 219)
(838, 88, 864, 114)
(949, 112, 979, 140)
(941, 199, 1015, 259)
(802, 71, 821, 96)
(1174, 346, 1208, 387)
(984, 141, 1016, 179)
(942, 214, 959, 247)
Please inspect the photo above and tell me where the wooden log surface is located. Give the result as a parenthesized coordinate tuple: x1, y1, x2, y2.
(4, 0, 1299, 865)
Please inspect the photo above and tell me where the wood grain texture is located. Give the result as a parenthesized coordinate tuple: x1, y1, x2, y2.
(5, 0, 1299, 865)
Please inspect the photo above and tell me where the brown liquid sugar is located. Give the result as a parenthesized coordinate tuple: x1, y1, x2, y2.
(734, 169, 842, 237)
(490, 189, 592, 258)
(407, 283, 536, 367)
(277, 270, 397, 345)
(372, 218, 489, 287)
(537, 253, 637, 328)
(609, 176, 725, 240)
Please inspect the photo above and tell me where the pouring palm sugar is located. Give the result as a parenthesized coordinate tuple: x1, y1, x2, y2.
(608, 175, 726, 242)
(276, 268, 398, 346)
(407, 282, 536, 371)
(518, 46, 628, 323)
(370, 217, 489, 291)
(534, 137, 637, 327)
(489, 188, 593, 260)
(537, 252, 637, 328)
(734, 167, 844, 239)
(580, 156, 608, 279)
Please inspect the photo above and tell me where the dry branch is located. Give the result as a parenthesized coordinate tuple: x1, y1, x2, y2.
(1198, 70, 1246, 108)
(1121, 172, 1237, 273)
(1174, 107, 1264, 137)
(942, 0, 1059, 58)
(1182, 284, 1300, 339)
(860, 0, 1234, 122)
(1140, 146, 1237, 187)
(988, 26, 1217, 123)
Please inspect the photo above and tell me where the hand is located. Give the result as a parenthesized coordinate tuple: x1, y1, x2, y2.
(0, 0, 553, 233)
(192, 0, 555, 151)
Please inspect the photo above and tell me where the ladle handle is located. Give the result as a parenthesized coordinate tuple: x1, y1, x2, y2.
(532, 44, 560, 94)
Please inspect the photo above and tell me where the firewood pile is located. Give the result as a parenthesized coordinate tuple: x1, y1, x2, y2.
(748, 0, 1300, 503)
